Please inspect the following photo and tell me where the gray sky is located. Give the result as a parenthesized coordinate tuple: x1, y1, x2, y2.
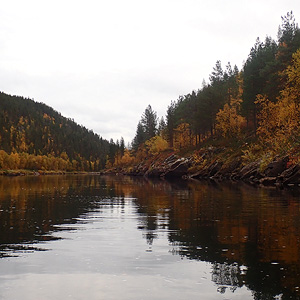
(0, 0, 299, 144)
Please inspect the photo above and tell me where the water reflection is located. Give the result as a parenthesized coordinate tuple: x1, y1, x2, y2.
(100, 176, 300, 299)
(1, 175, 300, 299)
(0, 175, 105, 256)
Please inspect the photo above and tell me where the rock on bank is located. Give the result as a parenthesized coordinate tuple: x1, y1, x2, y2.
(106, 151, 300, 188)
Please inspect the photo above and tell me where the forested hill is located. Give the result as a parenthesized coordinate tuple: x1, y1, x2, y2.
(131, 11, 300, 152)
(0, 92, 111, 172)
(104, 12, 300, 182)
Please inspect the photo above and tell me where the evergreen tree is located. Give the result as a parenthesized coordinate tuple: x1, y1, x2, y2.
(0, 91, 110, 171)
(166, 101, 176, 147)
(158, 116, 166, 136)
(242, 37, 278, 129)
(141, 105, 158, 140)
(209, 60, 224, 84)
(120, 137, 125, 156)
(132, 105, 158, 150)
(132, 121, 146, 150)
(278, 11, 300, 46)
(276, 11, 300, 92)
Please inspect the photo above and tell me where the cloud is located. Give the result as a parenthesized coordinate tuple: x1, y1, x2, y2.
(1, 0, 299, 144)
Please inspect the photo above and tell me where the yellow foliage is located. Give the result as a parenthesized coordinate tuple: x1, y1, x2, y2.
(0, 150, 8, 168)
(43, 113, 54, 122)
(283, 48, 300, 103)
(216, 97, 245, 138)
(119, 149, 134, 166)
(173, 123, 195, 150)
(19, 137, 28, 152)
(255, 49, 300, 154)
(242, 144, 261, 162)
(113, 153, 122, 167)
(18, 116, 25, 126)
(105, 156, 112, 169)
(0, 150, 84, 172)
(60, 151, 69, 161)
(113, 149, 135, 168)
(191, 151, 207, 167)
(72, 159, 78, 170)
(255, 94, 279, 139)
(134, 145, 148, 163)
(10, 153, 20, 169)
(145, 136, 168, 155)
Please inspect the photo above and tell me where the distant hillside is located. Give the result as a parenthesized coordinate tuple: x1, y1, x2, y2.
(0, 91, 110, 171)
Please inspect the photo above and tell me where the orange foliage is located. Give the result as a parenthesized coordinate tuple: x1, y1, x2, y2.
(216, 74, 245, 139)
(255, 49, 300, 153)
(119, 149, 134, 166)
(173, 123, 195, 150)
(0, 150, 78, 172)
(113, 149, 135, 168)
(145, 136, 168, 155)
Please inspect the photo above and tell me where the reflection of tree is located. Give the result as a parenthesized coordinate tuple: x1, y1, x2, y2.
(0, 175, 110, 256)
(212, 262, 242, 293)
(143, 231, 157, 245)
(109, 176, 300, 300)
(2, 175, 300, 299)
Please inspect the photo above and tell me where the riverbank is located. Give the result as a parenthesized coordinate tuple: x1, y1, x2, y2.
(2, 150, 300, 188)
(104, 147, 300, 188)
(0, 170, 101, 176)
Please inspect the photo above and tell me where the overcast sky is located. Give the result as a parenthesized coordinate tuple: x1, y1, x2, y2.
(0, 0, 299, 144)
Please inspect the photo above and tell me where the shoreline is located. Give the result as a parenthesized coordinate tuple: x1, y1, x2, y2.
(104, 151, 300, 189)
(2, 154, 300, 189)
(0, 170, 103, 176)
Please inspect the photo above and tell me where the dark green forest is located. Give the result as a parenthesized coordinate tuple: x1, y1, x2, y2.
(1, 12, 300, 173)
(0, 92, 124, 172)
(129, 12, 300, 165)
(164, 12, 300, 145)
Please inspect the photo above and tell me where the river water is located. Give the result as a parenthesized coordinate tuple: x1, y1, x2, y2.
(0, 175, 300, 299)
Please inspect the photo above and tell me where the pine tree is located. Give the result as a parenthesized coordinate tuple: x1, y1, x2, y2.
(132, 105, 158, 150)
(132, 122, 146, 150)
(158, 117, 166, 136)
(141, 105, 158, 140)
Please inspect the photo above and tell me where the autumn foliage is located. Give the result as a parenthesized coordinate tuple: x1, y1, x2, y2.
(0, 92, 115, 172)
(145, 136, 168, 155)
(216, 97, 245, 138)
(1, 12, 300, 173)
(255, 49, 300, 155)
(128, 13, 300, 168)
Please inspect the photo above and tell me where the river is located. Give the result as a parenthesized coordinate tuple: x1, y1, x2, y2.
(0, 175, 299, 299)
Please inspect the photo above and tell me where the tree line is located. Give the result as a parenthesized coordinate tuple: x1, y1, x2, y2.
(0, 92, 124, 171)
(129, 12, 300, 162)
(2, 12, 300, 172)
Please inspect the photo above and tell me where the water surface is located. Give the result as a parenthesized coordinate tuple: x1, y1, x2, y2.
(0, 175, 300, 299)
